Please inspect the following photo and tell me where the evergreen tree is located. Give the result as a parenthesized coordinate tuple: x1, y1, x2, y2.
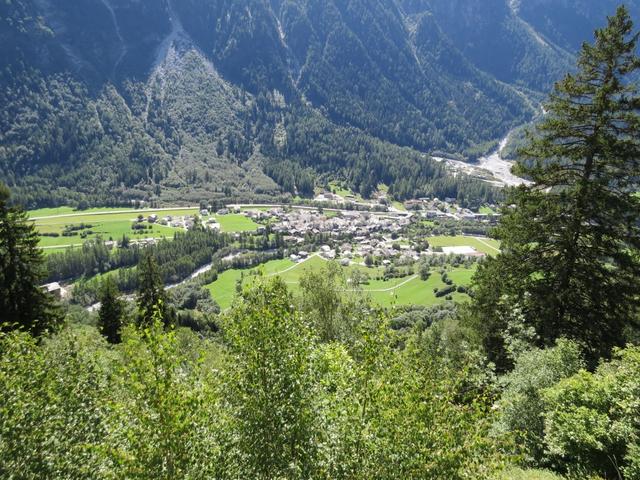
(136, 252, 172, 328)
(0, 183, 61, 335)
(98, 277, 125, 343)
(473, 6, 640, 367)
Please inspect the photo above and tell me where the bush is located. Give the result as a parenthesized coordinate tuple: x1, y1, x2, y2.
(435, 285, 457, 298)
(542, 346, 640, 479)
(494, 340, 584, 467)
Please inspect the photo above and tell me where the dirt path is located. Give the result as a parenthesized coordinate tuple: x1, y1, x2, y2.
(273, 253, 417, 293)
(357, 275, 418, 293)
(474, 237, 500, 253)
(267, 253, 320, 276)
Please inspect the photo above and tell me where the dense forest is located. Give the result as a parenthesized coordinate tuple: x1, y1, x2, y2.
(3, 0, 638, 208)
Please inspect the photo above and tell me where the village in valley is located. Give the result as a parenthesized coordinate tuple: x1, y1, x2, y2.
(33, 188, 502, 308)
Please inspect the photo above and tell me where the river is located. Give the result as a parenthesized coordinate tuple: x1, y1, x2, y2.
(432, 131, 531, 187)
(477, 134, 531, 187)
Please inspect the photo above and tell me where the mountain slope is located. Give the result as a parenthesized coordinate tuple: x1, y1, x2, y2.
(1, 0, 631, 207)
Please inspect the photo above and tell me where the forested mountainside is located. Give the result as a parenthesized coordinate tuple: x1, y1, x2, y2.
(1, 0, 637, 208)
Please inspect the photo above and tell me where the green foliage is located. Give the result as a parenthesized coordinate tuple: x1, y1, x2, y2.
(298, 261, 370, 344)
(542, 346, 640, 479)
(337, 317, 509, 479)
(136, 253, 172, 328)
(47, 227, 226, 279)
(223, 278, 320, 479)
(270, 109, 504, 204)
(494, 340, 585, 466)
(0, 183, 61, 334)
(106, 321, 225, 479)
(98, 277, 125, 343)
(0, 271, 519, 479)
(0, 327, 111, 478)
(497, 467, 566, 480)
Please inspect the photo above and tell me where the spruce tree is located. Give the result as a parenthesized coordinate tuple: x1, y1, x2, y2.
(473, 6, 640, 366)
(0, 183, 62, 335)
(136, 252, 172, 328)
(98, 277, 125, 343)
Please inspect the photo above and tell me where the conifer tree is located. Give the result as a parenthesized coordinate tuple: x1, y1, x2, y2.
(0, 183, 61, 335)
(473, 6, 640, 366)
(136, 252, 172, 328)
(98, 277, 125, 343)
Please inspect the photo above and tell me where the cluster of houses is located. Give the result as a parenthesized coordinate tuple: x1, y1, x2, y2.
(410, 198, 501, 223)
(263, 209, 412, 238)
(307, 190, 501, 224)
(288, 235, 486, 267)
(143, 213, 220, 231)
(246, 207, 488, 265)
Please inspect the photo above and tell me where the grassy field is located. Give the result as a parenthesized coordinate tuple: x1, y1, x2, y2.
(42, 247, 75, 255)
(479, 206, 497, 215)
(428, 235, 501, 255)
(328, 182, 365, 203)
(31, 208, 200, 223)
(392, 201, 408, 212)
(215, 214, 260, 233)
(206, 254, 477, 310)
(29, 207, 260, 249)
(36, 223, 176, 248)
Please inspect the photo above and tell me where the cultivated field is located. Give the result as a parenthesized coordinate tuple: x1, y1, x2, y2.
(29, 207, 260, 250)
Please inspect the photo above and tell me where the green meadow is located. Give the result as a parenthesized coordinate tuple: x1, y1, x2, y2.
(215, 214, 261, 233)
(206, 254, 476, 310)
(427, 235, 501, 255)
(29, 207, 260, 249)
(478, 205, 497, 215)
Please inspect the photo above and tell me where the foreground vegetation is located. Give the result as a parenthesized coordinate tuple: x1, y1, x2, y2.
(2, 272, 639, 479)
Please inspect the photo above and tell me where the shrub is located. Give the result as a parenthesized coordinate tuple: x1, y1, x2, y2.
(435, 285, 457, 298)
